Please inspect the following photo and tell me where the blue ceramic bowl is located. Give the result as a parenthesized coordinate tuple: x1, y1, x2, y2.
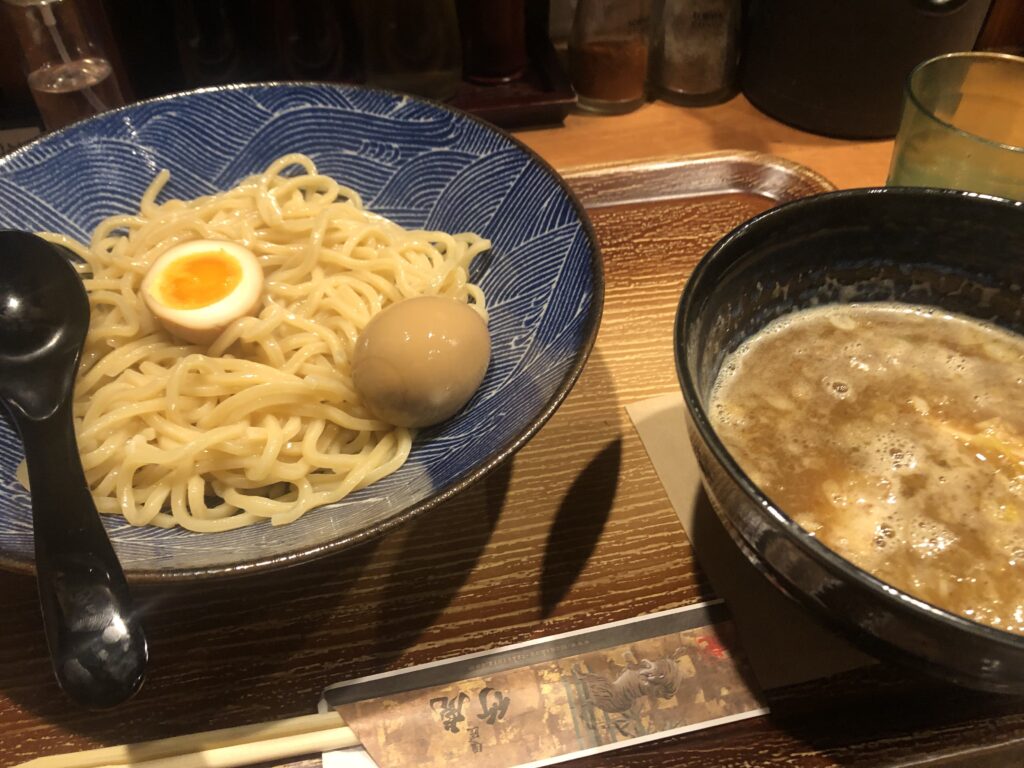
(0, 84, 603, 580)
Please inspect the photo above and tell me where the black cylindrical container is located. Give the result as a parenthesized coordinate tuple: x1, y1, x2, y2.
(740, 0, 992, 138)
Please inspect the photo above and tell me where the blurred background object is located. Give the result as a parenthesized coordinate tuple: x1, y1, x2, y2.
(0, 0, 600, 145)
(549, 0, 578, 47)
(888, 51, 1024, 200)
(0, 12, 42, 151)
(651, 0, 740, 106)
(357, 0, 462, 100)
(102, 0, 181, 99)
(275, 0, 356, 81)
(448, 0, 575, 128)
(172, 0, 278, 87)
(569, 0, 652, 114)
(3, 0, 126, 131)
(739, 0, 993, 139)
(458, 0, 528, 84)
(4, 0, 1024, 149)
(102, 0, 363, 97)
(975, 0, 1024, 54)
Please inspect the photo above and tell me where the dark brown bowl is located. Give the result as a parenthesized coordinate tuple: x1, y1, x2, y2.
(675, 186, 1024, 693)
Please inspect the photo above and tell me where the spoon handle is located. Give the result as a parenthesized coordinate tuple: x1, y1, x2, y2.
(17, 397, 147, 709)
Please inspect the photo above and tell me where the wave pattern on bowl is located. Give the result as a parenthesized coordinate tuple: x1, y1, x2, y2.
(0, 84, 600, 577)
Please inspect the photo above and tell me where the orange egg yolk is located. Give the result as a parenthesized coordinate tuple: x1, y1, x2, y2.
(156, 252, 243, 309)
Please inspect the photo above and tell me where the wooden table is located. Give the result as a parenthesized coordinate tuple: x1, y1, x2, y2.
(518, 96, 895, 190)
(3, 96, 1024, 768)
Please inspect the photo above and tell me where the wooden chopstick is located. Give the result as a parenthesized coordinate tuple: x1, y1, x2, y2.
(16, 711, 358, 768)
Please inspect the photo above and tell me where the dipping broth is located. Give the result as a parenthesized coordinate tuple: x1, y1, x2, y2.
(709, 302, 1024, 635)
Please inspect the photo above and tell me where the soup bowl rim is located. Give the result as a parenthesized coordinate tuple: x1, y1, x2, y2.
(676, 185, 1024, 655)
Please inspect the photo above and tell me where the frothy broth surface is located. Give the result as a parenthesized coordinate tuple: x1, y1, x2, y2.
(710, 302, 1024, 635)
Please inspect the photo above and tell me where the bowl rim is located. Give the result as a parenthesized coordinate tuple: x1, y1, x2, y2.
(0, 81, 605, 582)
(905, 51, 1024, 156)
(676, 185, 1024, 652)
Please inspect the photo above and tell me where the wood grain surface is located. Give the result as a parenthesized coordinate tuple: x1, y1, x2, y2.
(517, 96, 895, 192)
(2, 160, 1024, 768)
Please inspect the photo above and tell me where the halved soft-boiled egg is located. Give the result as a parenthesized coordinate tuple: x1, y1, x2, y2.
(141, 240, 264, 344)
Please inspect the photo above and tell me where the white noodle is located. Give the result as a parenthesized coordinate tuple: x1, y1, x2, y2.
(32, 153, 490, 532)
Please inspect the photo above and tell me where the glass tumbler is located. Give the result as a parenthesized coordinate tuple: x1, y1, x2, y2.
(888, 52, 1024, 201)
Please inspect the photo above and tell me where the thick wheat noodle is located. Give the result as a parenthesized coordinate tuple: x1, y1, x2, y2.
(25, 153, 489, 532)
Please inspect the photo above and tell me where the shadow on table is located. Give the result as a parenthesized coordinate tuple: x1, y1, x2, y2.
(764, 661, 1024, 767)
(0, 527, 386, 746)
(368, 344, 624, 660)
(369, 458, 513, 665)
(3, 465, 513, 750)
(687, 486, 1024, 766)
(539, 436, 620, 618)
(686, 487, 871, 691)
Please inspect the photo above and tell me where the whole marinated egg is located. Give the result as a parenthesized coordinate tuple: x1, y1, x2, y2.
(141, 240, 264, 344)
(353, 295, 490, 428)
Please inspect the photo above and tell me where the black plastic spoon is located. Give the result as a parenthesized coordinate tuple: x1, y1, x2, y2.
(0, 231, 147, 708)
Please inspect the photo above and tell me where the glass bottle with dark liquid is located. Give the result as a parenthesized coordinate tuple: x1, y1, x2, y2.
(4, 0, 125, 131)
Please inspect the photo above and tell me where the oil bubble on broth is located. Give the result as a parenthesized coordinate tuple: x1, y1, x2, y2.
(710, 302, 1024, 635)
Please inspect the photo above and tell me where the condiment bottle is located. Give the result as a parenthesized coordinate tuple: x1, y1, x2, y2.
(569, 0, 652, 114)
(652, 0, 739, 106)
(2, 0, 125, 131)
